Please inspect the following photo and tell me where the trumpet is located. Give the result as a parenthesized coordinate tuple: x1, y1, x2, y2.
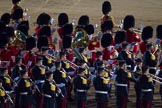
(1, 87, 14, 104)
(52, 80, 64, 98)
(65, 59, 79, 69)
(7, 75, 17, 87)
(148, 73, 162, 84)
(28, 78, 41, 94)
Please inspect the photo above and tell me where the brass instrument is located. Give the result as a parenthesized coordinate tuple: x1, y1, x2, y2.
(72, 28, 89, 48)
(28, 78, 41, 94)
(148, 73, 162, 84)
(7, 75, 17, 87)
(52, 80, 64, 98)
(65, 59, 79, 69)
(1, 87, 14, 104)
(11, 30, 27, 48)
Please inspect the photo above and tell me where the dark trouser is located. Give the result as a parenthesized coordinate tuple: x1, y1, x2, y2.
(159, 85, 162, 99)
(18, 95, 33, 108)
(43, 97, 55, 108)
(142, 100, 152, 108)
(136, 91, 142, 108)
(0, 103, 5, 108)
(97, 102, 107, 108)
(56, 87, 66, 108)
(76, 92, 87, 108)
(116, 96, 128, 108)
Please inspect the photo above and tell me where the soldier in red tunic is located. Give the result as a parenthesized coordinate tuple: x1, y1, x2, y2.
(114, 31, 126, 53)
(23, 37, 37, 77)
(139, 26, 153, 54)
(100, 1, 118, 28)
(123, 15, 141, 54)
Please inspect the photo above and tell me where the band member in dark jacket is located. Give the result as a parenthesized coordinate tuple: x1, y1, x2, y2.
(73, 67, 90, 108)
(139, 66, 154, 108)
(42, 72, 58, 108)
(115, 60, 134, 108)
(31, 57, 46, 108)
(93, 67, 109, 108)
(0, 79, 7, 108)
(53, 61, 67, 108)
(16, 69, 33, 108)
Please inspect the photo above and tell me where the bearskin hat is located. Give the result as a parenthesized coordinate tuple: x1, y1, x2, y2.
(62, 36, 72, 49)
(141, 26, 153, 41)
(17, 21, 29, 36)
(36, 13, 51, 25)
(0, 13, 11, 25)
(101, 20, 113, 32)
(58, 13, 69, 27)
(85, 24, 94, 35)
(37, 35, 48, 50)
(156, 25, 162, 39)
(102, 1, 112, 15)
(115, 31, 126, 44)
(12, 0, 21, 4)
(78, 15, 89, 26)
(25, 37, 36, 51)
(39, 26, 51, 37)
(62, 23, 73, 36)
(12, 8, 23, 21)
(101, 33, 112, 48)
(6, 26, 15, 38)
(0, 32, 9, 48)
(123, 15, 135, 30)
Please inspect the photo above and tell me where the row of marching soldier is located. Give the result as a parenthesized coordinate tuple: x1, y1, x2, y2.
(0, 0, 162, 108)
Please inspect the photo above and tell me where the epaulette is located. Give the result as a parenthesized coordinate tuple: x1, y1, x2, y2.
(81, 77, 87, 85)
(128, 53, 131, 58)
(151, 54, 155, 60)
(65, 62, 70, 69)
(127, 72, 132, 78)
(0, 88, 5, 96)
(104, 72, 109, 78)
(60, 71, 66, 78)
(47, 57, 52, 64)
(4, 77, 11, 84)
(50, 82, 56, 91)
(40, 67, 45, 75)
(101, 77, 109, 84)
(148, 76, 153, 82)
(25, 79, 31, 87)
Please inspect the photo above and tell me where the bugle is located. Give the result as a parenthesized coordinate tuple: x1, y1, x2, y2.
(148, 73, 162, 84)
(28, 78, 41, 94)
(52, 80, 64, 98)
(1, 87, 14, 104)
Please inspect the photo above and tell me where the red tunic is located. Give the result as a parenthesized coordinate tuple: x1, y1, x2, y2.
(0, 49, 14, 73)
(126, 30, 141, 54)
(139, 41, 147, 54)
(88, 40, 100, 63)
(102, 48, 117, 67)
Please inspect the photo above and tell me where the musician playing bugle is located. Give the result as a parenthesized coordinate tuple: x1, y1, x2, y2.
(139, 66, 154, 108)
(16, 69, 33, 108)
(31, 57, 46, 108)
(93, 67, 110, 108)
(42, 72, 58, 108)
(0, 79, 8, 108)
(73, 67, 90, 108)
(53, 61, 68, 108)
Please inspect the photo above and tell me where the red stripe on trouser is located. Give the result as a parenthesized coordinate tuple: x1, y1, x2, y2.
(5, 103, 9, 108)
(104, 102, 107, 108)
(122, 96, 127, 108)
(82, 101, 85, 108)
(61, 97, 66, 108)
(146, 100, 151, 108)
(139, 100, 142, 108)
(39, 95, 44, 108)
